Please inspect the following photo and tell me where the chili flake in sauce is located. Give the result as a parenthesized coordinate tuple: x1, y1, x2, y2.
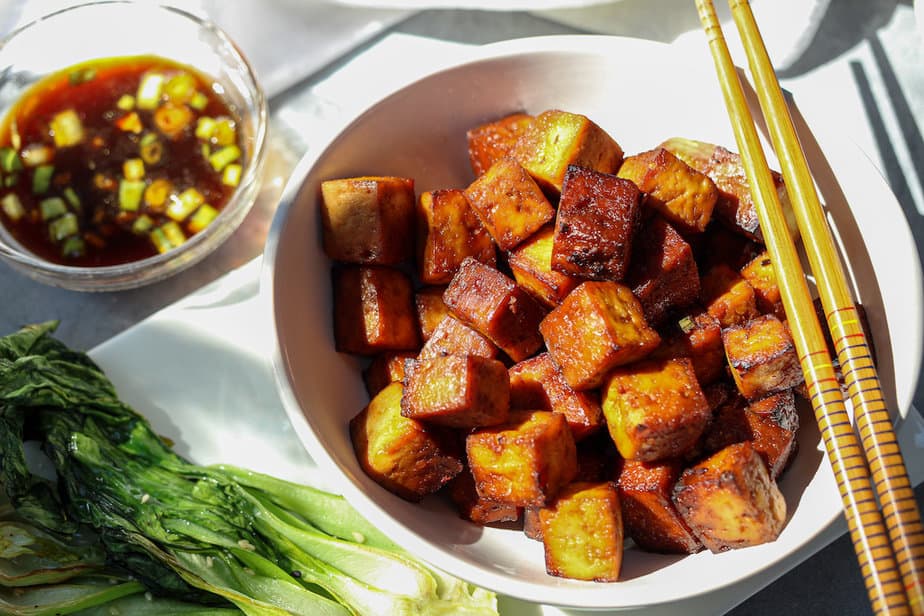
(0, 55, 245, 267)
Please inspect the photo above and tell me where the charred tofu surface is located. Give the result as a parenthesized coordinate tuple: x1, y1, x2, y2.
(416, 188, 496, 284)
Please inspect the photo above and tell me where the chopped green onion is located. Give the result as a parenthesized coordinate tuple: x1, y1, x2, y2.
(208, 145, 240, 172)
(164, 72, 196, 104)
(0, 147, 22, 173)
(20, 143, 53, 167)
(132, 214, 154, 234)
(118, 179, 145, 211)
(212, 117, 237, 146)
(221, 163, 242, 187)
(166, 187, 204, 221)
(161, 220, 186, 247)
(195, 117, 216, 141)
(678, 315, 695, 334)
(63, 187, 81, 210)
(32, 164, 54, 194)
(188, 203, 218, 233)
(150, 227, 171, 253)
(50, 109, 85, 147)
(189, 91, 209, 111)
(139, 133, 163, 165)
(123, 158, 145, 181)
(116, 94, 136, 110)
(49, 212, 78, 241)
(136, 73, 165, 110)
(40, 197, 67, 220)
(3, 174, 17, 187)
(1, 193, 24, 221)
(61, 235, 85, 257)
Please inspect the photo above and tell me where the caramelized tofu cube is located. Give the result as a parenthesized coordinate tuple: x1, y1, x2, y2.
(508, 352, 604, 441)
(513, 109, 624, 194)
(741, 251, 784, 318)
(701, 263, 759, 328)
(625, 216, 700, 325)
(320, 176, 415, 264)
(551, 166, 642, 281)
(508, 224, 581, 307)
(540, 482, 624, 582)
(402, 354, 510, 428)
(443, 258, 547, 362)
(332, 265, 420, 355)
(418, 315, 500, 361)
(616, 147, 718, 235)
(466, 112, 534, 177)
(616, 458, 702, 553)
(448, 467, 520, 526)
(363, 351, 415, 397)
(602, 357, 711, 462)
(463, 158, 555, 250)
(540, 281, 661, 390)
(416, 188, 496, 284)
(414, 285, 450, 342)
(672, 441, 787, 552)
(467, 410, 577, 507)
(350, 382, 462, 501)
(723, 314, 804, 400)
(657, 311, 726, 386)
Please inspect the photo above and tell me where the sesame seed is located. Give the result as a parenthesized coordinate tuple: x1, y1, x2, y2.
(140, 493, 150, 504)
(351, 531, 365, 543)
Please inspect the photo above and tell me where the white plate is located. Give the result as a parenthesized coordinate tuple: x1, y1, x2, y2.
(264, 35, 923, 609)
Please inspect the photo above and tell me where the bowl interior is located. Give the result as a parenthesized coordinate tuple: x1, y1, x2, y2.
(265, 36, 923, 608)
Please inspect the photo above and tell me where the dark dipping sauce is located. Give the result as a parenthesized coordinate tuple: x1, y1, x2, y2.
(0, 55, 245, 267)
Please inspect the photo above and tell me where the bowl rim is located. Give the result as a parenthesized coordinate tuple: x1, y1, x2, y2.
(0, 0, 268, 291)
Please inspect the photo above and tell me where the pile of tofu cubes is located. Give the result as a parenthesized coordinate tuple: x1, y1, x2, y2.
(320, 108, 808, 582)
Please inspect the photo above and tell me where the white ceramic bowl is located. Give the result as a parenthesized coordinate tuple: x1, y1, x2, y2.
(263, 35, 922, 609)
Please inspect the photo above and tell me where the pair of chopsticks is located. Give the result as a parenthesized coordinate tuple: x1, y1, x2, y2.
(695, 1, 924, 614)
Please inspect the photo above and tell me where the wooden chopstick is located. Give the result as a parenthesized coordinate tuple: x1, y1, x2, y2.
(727, 2, 924, 611)
(695, 1, 916, 613)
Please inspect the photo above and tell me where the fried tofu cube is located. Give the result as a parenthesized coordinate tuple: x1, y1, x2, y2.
(540, 482, 624, 582)
(602, 357, 711, 461)
(540, 281, 661, 390)
(616, 458, 702, 553)
(320, 176, 415, 264)
(463, 158, 555, 250)
(508, 352, 603, 441)
(350, 382, 462, 501)
(700, 263, 759, 328)
(448, 467, 521, 525)
(741, 250, 784, 318)
(723, 314, 804, 400)
(466, 112, 534, 177)
(747, 390, 800, 478)
(402, 354, 510, 429)
(616, 147, 718, 235)
(418, 315, 500, 361)
(551, 166, 642, 281)
(416, 188, 496, 284)
(444, 258, 546, 362)
(656, 311, 726, 386)
(414, 285, 450, 342)
(625, 216, 700, 325)
(332, 265, 420, 355)
(513, 109, 624, 194)
(467, 410, 577, 507)
(672, 441, 787, 552)
(363, 351, 415, 397)
(508, 224, 581, 308)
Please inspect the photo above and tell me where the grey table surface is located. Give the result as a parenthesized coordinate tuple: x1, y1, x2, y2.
(1, 1, 923, 614)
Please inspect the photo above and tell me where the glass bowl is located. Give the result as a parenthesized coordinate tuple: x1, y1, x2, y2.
(0, 1, 267, 291)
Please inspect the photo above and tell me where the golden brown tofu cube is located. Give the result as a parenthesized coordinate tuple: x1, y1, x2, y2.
(551, 166, 642, 281)
(672, 441, 787, 552)
(466, 112, 534, 177)
(418, 315, 500, 361)
(625, 216, 700, 326)
(513, 109, 624, 194)
(723, 314, 804, 400)
(602, 357, 711, 461)
(508, 352, 603, 441)
(467, 410, 577, 507)
(402, 354, 510, 429)
(540, 482, 624, 582)
(443, 258, 546, 362)
(463, 158, 555, 251)
(320, 176, 415, 265)
(332, 265, 420, 355)
(508, 224, 581, 308)
(655, 311, 726, 386)
(540, 281, 661, 390)
(363, 351, 416, 397)
(350, 382, 462, 501)
(416, 188, 496, 284)
(616, 458, 702, 554)
(700, 263, 759, 328)
(414, 285, 450, 342)
(741, 250, 784, 318)
(616, 147, 718, 235)
(448, 467, 521, 526)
